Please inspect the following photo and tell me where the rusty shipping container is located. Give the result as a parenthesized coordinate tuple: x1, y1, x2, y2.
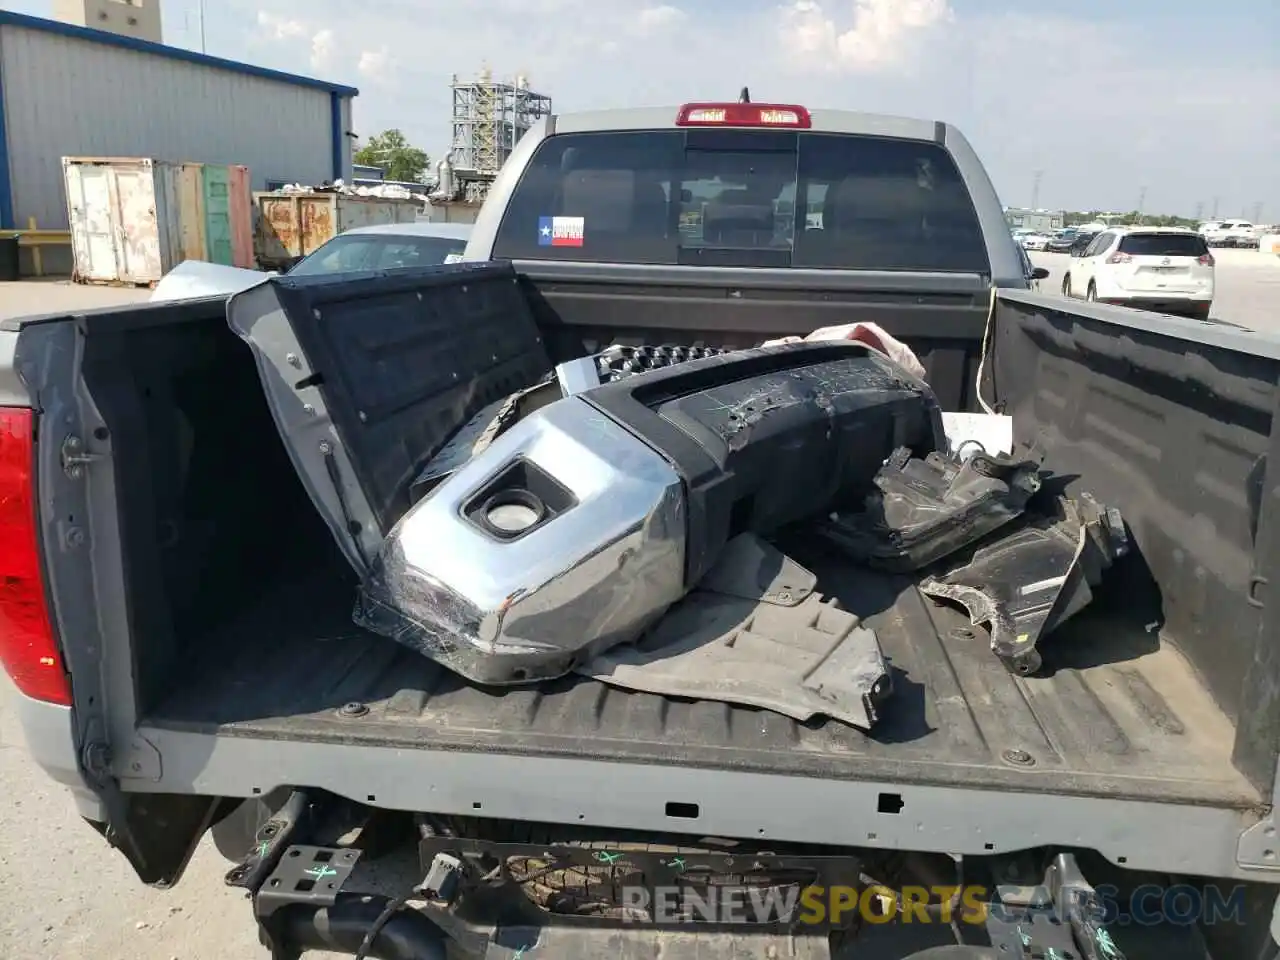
(64, 157, 182, 284)
(254, 192, 420, 269)
(229, 166, 255, 268)
(177, 163, 207, 263)
(420, 200, 482, 225)
(65, 157, 255, 284)
(177, 163, 256, 268)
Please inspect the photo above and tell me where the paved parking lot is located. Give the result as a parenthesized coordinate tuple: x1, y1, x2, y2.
(0, 256, 1277, 959)
(0, 675, 273, 960)
(0, 278, 152, 320)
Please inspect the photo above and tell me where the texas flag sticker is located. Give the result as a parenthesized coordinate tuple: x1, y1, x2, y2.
(538, 216, 585, 247)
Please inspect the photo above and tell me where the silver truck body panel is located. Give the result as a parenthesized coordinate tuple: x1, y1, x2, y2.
(118, 722, 1267, 881)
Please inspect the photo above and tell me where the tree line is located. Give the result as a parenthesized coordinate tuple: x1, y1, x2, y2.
(353, 129, 431, 183)
(1063, 210, 1202, 229)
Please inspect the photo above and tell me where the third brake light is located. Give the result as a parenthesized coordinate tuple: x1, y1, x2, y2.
(675, 102, 812, 128)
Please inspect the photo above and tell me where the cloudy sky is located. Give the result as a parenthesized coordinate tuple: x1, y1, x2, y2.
(9, 0, 1279, 217)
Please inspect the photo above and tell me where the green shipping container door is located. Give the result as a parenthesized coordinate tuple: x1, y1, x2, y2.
(201, 165, 233, 265)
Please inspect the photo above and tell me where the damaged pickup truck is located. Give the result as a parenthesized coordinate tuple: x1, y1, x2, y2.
(4, 101, 1280, 960)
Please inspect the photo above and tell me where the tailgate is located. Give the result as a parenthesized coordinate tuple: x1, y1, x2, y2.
(226, 262, 553, 571)
(1110, 233, 1212, 296)
(1116, 256, 1206, 294)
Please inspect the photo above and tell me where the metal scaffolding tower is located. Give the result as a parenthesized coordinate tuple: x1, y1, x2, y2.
(446, 68, 552, 202)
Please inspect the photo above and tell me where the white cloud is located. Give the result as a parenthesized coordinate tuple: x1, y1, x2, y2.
(229, 0, 1277, 216)
(256, 10, 306, 41)
(357, 47, 395, 85)
(779, 0, 953, 72)
(634, 5, 687, 35)
(310, 29, 335, 71)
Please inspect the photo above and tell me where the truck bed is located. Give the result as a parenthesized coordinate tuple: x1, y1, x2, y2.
(146, 544, 1260, 810)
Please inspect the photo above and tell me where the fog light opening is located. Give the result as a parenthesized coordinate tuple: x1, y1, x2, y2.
(482, 489, 546, 536)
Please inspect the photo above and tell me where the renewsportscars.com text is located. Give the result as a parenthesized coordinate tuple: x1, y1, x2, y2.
(615, 884, 1248, 928)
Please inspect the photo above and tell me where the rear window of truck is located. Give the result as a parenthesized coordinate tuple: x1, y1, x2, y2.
(492, 130, 989, 273)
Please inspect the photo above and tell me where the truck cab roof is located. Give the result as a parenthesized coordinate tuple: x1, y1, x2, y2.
(545, 104, 949, 139)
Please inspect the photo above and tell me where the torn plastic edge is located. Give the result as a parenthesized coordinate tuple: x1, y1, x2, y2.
(411, 377, 558, 501)
(918, 578, 1043, 675)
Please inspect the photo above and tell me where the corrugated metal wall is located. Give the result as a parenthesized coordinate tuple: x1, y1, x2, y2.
(338, 96, 354, 183)
(0, 23, 342, 230)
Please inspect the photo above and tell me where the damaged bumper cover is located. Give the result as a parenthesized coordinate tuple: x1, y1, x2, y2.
(582, 533, 891, 730)
(354, 395, 688, 686)
(819, 445, 1044, 572)
(358, 342, 941, 686)
(919, 493, 1130, 675)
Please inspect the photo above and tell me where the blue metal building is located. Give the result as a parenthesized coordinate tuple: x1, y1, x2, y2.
(0, 10, 359, 244)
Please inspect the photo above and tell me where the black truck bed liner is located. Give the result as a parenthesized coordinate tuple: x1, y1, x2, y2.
(148, 547, 1259, 811)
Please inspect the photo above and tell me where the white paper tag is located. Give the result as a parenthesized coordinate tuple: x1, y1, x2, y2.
(443, 253, 465, 264)
(943, 412, 1013, 460)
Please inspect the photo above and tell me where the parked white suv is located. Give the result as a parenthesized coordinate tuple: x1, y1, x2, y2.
(1062, 228, 1214, 319)
(1201, 220, 1258, 248)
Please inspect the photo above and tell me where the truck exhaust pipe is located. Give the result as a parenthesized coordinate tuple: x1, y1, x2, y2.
(272, 894, 451, 960)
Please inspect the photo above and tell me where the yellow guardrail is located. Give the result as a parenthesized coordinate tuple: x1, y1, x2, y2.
(11, 216, 71, 278)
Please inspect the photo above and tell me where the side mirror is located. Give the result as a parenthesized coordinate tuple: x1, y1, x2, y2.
(1031, 267, 1050, 280)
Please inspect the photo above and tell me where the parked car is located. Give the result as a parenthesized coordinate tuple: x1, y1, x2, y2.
(1061, 227, 1213, 319)
(1020, 232, 1051, 251)
(1067, 230, 1099, 257)
(150, 221, 474, 302)
(288, 221, 474, 275)
(1201, 219, 1258, 248)
(1045, 229, 1080, 253)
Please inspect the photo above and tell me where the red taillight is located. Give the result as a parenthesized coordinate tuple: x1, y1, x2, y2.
(1106, 252, 1133, 264)
(675, 102, 812, 128)
(1198, 253, 1215, 266)
(0, 408, 69, 706)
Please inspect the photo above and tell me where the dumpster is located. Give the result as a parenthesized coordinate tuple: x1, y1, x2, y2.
(254, 192, 420, 270)
(0, 233, 18, 281)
